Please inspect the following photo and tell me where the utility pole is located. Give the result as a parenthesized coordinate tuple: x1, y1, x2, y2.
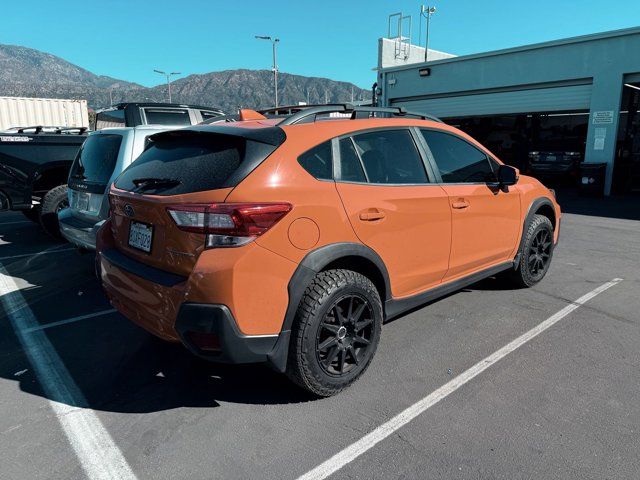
(109, 88, 113, 107)
(255, 35, 280, 107)
(153, 69, 181, 103)
(420, 5, 437, 62)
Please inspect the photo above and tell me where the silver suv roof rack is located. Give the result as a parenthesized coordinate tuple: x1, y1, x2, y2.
(276, 104, 442, 126)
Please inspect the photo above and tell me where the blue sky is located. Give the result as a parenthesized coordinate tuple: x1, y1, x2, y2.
(3, 0, 640, 89)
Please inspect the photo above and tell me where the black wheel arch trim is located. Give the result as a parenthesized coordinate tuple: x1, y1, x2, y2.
(514, 196, 557, 270)
(267, 242, 391, 372)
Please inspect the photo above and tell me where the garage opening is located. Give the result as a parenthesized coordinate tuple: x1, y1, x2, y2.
(444, 111, 589, 187)
(613, 81, 640, 194)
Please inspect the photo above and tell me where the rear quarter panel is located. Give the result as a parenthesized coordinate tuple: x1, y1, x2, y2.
(226, 133, 361, 264)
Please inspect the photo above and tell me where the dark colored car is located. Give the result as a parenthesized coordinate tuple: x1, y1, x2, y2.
(527, 139, 584, 178)
(0, 126, 88, 236)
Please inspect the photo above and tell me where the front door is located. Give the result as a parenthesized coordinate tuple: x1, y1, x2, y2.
(334, 129, 452, 298)
(419, 129, 520, 281)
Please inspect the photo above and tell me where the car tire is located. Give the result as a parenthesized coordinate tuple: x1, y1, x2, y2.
(39, 184, 69, 239)
(506, 214, 554, 288)
(22, 207, 40, 223)
(286, 269, 383, 397)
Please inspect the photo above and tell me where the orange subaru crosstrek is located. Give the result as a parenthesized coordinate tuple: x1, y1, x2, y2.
(97, 105, 561, 396)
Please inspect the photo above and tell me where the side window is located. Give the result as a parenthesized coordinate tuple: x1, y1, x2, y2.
(96, 109, 125, 130)
(420, 129, 496, 183)
(351, 130, 428, 184)
(488, 157, 501, 175)
(143, 108, 192, 126)
(298, 141, 333, 180)
(200, 110, 221, 121)
(337, 138, 366, 182)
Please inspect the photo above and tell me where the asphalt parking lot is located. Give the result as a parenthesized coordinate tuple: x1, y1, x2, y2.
(0, 197, 639, 480)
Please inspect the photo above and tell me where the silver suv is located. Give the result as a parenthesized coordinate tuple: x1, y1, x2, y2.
(58, 126, 175, 250)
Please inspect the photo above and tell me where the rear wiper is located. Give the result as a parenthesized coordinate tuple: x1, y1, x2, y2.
(131, 177, 181, 191)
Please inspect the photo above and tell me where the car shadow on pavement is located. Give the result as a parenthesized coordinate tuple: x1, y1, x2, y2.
(0, 231, 314, 413)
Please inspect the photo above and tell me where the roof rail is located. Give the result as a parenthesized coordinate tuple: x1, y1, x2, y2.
(276, 104, 442, 126)
(11, 126, 88, 134)
(258, 104, 345, 116)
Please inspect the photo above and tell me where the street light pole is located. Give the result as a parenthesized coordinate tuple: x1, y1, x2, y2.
(153, 69, 181, 103)
(421, 5, 437, 62)
(255, 35, 280, 107)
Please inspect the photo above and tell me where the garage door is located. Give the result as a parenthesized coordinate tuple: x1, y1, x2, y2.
(392, 84, 592, 118)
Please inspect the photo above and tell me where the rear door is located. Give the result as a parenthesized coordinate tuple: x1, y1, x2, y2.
(334, 128, 451, 298)
(418, 129, 520, 281)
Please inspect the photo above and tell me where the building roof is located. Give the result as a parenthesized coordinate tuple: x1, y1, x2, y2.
(381, 26, 640, 74)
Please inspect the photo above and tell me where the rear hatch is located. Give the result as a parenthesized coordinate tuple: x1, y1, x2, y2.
(68, 132, 124, 220)
(109, 125, 286, 276)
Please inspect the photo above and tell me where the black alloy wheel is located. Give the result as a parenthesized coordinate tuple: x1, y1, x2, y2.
(505, 213, 555, 288)
(528, 228, 552, 279)
(316, 294, 375, 376)
(287, 269, 383, 397)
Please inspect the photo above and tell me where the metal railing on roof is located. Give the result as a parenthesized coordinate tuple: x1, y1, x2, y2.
(6, 126, 88, 135)
(200, 104, 442, 126)
(276, 104, 442, 125)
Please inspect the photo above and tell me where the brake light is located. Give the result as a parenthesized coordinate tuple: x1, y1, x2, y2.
(166, 203, 292, 248)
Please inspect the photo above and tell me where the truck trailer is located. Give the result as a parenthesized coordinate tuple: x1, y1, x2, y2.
(0, 96, 89, 132)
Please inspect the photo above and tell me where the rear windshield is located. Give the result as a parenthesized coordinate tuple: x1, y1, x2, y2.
(114, 133, 277, 195)
(70, 134, 123, 185)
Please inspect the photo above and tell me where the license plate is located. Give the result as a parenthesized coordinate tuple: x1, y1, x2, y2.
(75, 192, 90, 211)
(546, 155, 557, 162)
(128, 221, 153, 253)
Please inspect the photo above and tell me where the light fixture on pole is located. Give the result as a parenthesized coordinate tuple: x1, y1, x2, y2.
(153, 69, 181, 103)
(420, 5, 437, 62)
(255, 35, 280, 107)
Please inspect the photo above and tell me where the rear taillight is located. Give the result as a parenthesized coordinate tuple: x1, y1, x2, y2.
(166, 203, 292, 248)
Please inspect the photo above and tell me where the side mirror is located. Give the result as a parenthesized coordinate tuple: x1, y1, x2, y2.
(497, 165, 518, 186)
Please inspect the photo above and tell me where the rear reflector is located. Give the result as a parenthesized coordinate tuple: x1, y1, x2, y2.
(187, 331, 221, 352)
(167, 202, 292, 248)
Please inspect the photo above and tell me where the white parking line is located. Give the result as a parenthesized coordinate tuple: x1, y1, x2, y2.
(23, 309, 117, 333)
(0, 263, 137, 480)
(297, 278, 623, 480)
(0, 246, 75, 261)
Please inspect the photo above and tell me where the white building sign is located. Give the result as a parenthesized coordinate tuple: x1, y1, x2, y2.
(592, 111, 614, 124)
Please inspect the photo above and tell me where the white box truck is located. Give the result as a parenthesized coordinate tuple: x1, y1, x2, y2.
(0, 96, 89, 131)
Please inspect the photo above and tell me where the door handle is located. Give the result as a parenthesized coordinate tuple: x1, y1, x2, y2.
(451, 200, 470, 209)
(359, 209, 386, 221)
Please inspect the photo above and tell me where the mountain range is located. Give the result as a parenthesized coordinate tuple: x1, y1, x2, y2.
(0, 44, 372, 112)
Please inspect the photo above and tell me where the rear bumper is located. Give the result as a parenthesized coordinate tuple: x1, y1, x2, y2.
(528, 163, 576, 174)
(175, 303, 280, 363)
(58, 208, 103, 250)
(98, 246, 292, 366)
